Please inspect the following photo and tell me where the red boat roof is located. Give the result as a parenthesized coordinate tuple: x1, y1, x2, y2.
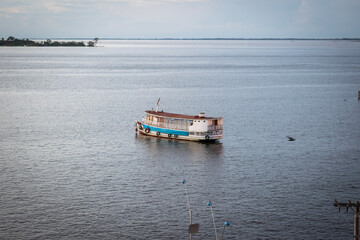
(145, 110, 222, 120)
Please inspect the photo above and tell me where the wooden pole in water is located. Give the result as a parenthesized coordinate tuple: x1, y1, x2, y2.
(355, 202, 359, 240)
(181, 180, 200, 239)
(220, 224, 225, 240)
(189, 209, 192, 240)
(334, 200, 359, 240)
(207, 201, 218, 240)
(220, 221, 230, 240)
(182, 180, 193, 240)
(358, 91, 360, 101)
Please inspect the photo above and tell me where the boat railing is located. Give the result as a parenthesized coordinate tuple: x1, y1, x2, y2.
(192, 131, 223, 135)
(142, 119, 188, 131)
(208, 125, 223, 131)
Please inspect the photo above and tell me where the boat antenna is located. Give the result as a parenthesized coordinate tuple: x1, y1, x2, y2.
(155, 97, 160, 112)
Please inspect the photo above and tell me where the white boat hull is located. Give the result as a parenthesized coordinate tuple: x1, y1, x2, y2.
(135, 121, 221, 142)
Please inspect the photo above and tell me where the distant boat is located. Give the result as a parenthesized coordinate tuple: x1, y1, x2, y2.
(135, 99, 223, 142)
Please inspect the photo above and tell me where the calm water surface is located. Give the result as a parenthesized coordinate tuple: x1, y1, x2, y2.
(1, 40, 360, 239)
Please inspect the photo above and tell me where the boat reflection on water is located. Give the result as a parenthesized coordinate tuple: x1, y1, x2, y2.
(135, 133, 223, 162)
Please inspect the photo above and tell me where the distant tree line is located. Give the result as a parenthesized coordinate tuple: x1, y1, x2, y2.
(0, 36, 99, 47)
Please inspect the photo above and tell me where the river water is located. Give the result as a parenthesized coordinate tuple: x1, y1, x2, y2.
(0, 40, 360, 239)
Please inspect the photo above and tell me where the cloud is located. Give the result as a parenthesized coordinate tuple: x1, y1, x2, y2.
(0, 0, 210, 17)
(43, 2, 68, 13)
(297, 0, 311, 24)
(0, 5, 24, 17)
(0, 0, 359, 38)
(293, 0, 360, 37)
(101, 0, 206, 3)
(0, 7, 21, 13)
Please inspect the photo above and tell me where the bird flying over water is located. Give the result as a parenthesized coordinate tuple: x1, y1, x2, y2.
(286, 136, 295, 141)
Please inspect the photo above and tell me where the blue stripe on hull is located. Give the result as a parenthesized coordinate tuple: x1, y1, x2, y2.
(142, 124, 189, 136)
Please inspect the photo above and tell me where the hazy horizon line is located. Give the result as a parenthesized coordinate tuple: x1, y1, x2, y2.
(4, 37, 360, 41)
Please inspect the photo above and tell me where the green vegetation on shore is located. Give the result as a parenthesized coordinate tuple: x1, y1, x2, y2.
(0, 36, 99, 47)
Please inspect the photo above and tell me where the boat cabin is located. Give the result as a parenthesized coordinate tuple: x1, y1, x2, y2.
(142, 110, 223, 136)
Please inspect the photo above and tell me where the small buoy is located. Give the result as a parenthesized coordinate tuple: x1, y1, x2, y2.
(207, 201, 212, 206)
(182, 179, 186, 184)
(224, 221, 230, 226)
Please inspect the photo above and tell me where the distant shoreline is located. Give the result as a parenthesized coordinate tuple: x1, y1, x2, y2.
(1, 37, 359, 47)
(0, 37, 98, 47)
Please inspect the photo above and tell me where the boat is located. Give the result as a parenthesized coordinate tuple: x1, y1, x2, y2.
(135, 99, 223, 142)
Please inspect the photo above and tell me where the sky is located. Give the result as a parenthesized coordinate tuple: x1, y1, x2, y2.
(0, 0, 359, 39)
